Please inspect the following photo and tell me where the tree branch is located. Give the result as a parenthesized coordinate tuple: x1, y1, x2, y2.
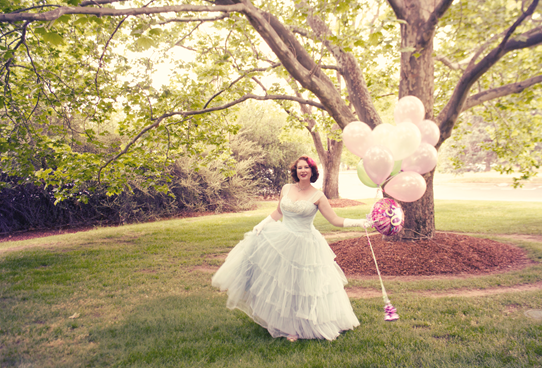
(386, 0, 406, 20)
(418, 0, 454, 47)
(504, 26, 542, 51)
(80, 0, 127, 6)
(462, 74, 542, 111)
(158, 13, 230, 24)
(95, 15, 128, 97)
(305, 6, 381, 128)
(97, 91, 324, 181)
(425, 0, 454, 29)
(437, 0, 540, 144)
(0, 4, 246, 22)
(240, 1, 355, 128)
(434, 54, 465, 70)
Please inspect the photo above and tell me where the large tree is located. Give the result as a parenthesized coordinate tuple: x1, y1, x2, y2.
(1, 0, 541, 239)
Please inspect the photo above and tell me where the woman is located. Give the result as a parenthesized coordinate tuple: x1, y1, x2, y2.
(212, 156, 371, 341)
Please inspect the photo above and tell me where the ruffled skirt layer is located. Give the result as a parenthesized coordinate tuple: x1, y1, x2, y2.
(211, 222, 360, 341)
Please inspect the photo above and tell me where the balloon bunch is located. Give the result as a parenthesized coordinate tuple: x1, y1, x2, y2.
(343, 96, 439, 322)
(343, 96, 440, 203)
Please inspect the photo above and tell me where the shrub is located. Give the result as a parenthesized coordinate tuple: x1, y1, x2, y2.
(0, 155, 259, 234)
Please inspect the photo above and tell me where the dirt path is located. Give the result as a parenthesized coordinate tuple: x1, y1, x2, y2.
(345, 280, 542, 299)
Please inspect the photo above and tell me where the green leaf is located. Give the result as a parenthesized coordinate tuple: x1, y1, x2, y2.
(74, 17, 89, 26)
(369, 32, 382, 46)
(41, 32, 65, 46)
(148, 28, 163, 36)
(57, 15, 71, 24)
(33, 27, 47, 36)
(136, 36, 155, 50)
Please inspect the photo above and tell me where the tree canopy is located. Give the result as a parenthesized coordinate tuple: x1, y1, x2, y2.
(1, 0, 541, 238)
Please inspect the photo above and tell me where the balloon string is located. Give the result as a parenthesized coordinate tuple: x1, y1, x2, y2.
(365, 227, 390, 305)
(368, 186, 382, 220)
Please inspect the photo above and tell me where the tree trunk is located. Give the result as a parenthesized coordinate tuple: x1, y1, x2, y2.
(385, 170, 435, 241)
(392, 2, 437, 240)
(297, 94, 344, 200)
(308, 127, 343, 199)
(320, 138, 343, 199)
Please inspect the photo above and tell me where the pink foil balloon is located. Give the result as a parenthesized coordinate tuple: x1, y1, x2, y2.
(342, 121, 372, 158)
(401, 143, 438, 174)
(384, 171, 427, 202)
(363, 145, 394, 185)
(418, 119, 440, 146)
(394, 96, 425, 125)
(370, 198, 404, 236)
(388, 121, 422, 160)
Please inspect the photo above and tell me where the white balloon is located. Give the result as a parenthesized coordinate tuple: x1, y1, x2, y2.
(394, 96, 425, 125)
(418, 119, 440, 146)
(342, 121, 372, 158)
(389, 122, 422, 160)
(401, 143, 438, 174)
(369, 123, 396, 152)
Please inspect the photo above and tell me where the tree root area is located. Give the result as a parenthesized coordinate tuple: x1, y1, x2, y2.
(330, 232, 534, 277)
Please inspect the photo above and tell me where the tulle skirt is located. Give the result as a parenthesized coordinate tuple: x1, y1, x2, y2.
(211, 221, 360, 341)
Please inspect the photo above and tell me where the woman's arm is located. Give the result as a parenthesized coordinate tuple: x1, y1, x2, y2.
(316, 193, 371, 228)
(315, 194, 346, 227)
(253, 185, 285, 234)
(270, 185, 285, 221)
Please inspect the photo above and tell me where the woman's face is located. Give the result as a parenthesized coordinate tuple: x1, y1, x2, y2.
(296, 160, 311, 181)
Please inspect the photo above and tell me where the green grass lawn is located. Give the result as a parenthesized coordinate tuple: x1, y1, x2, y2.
(1, 200, 541, 367)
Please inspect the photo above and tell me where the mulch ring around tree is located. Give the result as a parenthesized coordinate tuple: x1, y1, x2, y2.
(330, 232, 535, 277)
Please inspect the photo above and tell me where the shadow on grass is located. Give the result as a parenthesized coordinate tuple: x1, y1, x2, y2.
(86, 293, 325, 367)
(85, 291, 542, 368)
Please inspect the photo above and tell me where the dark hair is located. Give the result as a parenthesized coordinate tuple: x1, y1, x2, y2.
(290, 156, 319, 183)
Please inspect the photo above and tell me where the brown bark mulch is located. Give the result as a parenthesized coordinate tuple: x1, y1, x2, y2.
(330, 232, 534, 277)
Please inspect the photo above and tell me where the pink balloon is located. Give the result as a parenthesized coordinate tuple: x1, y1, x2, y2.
(418, 119, 440, 146)
(363, 145, 394, 185)
(384, 171, 427, 202)
(401, 143, 438, 174)
(342, 121, 372, 158)
(394, 96, 425, 125)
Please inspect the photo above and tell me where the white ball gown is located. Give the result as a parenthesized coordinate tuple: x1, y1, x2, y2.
(211, 184, 360, 340)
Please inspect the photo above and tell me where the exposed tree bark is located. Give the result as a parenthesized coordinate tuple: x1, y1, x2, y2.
(290, 80, 342, 199)
(305, 10, 382, 128)
(239, 0, 357, 129)
(297, 104, 343, 199)
(463, 74, 542, 111)
(385, 0, 439, 240)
